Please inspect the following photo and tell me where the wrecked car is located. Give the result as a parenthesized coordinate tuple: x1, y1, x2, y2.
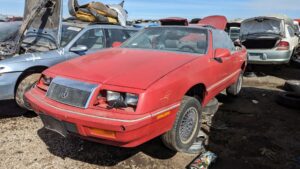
(0, 0, 137, 110)
(241, 15, 299, 64)
(226, 20, 242, 41)
(26, 16, 247, 152)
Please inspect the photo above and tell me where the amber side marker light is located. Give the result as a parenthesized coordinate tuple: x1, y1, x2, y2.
(156, 111, 171, 120)
(89, 128, 116, 139)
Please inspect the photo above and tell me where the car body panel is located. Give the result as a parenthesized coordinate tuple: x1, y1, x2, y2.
(198, 15, 227, 30)
(46, 48, 198, 90)
(26, 26, 247, 147)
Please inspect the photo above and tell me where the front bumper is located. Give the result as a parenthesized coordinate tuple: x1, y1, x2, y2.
(25, 88, 179, 147)
(0, 72, 22, 100)
(247, 49, 292, 65)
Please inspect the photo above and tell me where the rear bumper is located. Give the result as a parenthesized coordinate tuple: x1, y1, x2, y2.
(0, 72, 22, 100)
(25, 88, 179, 147)
(247, 49, 292, 64)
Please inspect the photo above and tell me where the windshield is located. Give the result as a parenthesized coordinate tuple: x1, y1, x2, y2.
(122, 27, 208, 54)
(0, 22, 21, 42)
(61, 25, 82, 47)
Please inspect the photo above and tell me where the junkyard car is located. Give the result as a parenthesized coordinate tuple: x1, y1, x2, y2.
(0, 21, 137, 110)
(0, 0, 137, 110)
(241, 15, 299, 64)
(26, 23, 247, 152)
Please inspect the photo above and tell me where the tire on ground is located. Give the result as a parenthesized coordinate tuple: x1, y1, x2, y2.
(15, 73, 41, 110)
(162, 96, 202, 152)
(283, 80, 300, 94)
(226, 72, 243, 97)
(276, 92, 300, 109)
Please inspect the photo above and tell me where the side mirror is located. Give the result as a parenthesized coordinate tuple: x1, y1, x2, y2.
(214, 48, 231, 63)
(112, 41, 122, 48)
(70, 45, 88, 53)
(234, 39, 242, 47)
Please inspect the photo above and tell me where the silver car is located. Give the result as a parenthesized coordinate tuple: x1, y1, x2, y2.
(241, 15, 299, 64)
(0, 21, 137, 110)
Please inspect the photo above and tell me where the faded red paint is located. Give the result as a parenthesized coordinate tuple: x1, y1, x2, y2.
(198, 15, 228, 30)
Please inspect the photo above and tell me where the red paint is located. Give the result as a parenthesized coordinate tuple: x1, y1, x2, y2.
(26, 26, 247, 148)
(198, 15, 228, 30)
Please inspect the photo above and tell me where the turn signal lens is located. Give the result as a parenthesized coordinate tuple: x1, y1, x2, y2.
(89, 128, 116, 139)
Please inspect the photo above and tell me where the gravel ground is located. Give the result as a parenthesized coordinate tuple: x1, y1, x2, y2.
(0, 65, 300, 169)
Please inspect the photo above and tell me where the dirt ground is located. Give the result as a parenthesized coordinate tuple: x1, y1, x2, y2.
(0, 65, 300, 169)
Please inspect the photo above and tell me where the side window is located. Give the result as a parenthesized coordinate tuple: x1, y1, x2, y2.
(124, 30, 138, 37)
(287, 26, 295, 37)
(73, 28, 105, 50)
(105, 29, 130, 47)
(213, 30, 235, 51)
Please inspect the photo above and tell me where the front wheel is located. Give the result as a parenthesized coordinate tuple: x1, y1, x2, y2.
(226, 72, 243, 97)
(15, 73, 41, 110)
(162, 96, 202, 152)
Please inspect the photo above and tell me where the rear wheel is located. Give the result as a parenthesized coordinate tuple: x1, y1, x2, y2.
(226, 72, 243, 97)
(162, 96, 202, 152)
(15, 73, 41, 110)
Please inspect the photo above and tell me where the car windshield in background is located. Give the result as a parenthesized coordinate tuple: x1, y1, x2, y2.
(61, 25, 82, 47)
(122, 27, 208, 54)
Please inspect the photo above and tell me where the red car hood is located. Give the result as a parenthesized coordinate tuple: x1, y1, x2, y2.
(46, 48, 197, 90)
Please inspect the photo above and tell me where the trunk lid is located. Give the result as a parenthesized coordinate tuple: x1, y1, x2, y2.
(198, 15, 227, 30)
(241, 16, 284, 38)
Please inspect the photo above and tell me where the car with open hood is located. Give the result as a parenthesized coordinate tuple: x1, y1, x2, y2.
(26, 16, 247, 152)
(241, 15, 299, 64)
(0, 0, 137, 110)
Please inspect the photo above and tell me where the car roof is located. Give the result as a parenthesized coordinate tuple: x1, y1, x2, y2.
(146, 25, 214, 32)
(63, 20, 137, 30)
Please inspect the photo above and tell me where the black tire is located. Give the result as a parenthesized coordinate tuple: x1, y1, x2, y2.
(283, 80, 300, 94)
(291, 48, 299, 62)
(162, 96, 202, 152)
(15, 73, 41, 110)
(68, 0, 80, 16)
(203, 98, 219, 115)
(276, 92, 300, 109)
(226, 72, 243, 97)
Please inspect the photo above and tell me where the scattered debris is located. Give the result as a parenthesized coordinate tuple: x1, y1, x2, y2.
(185, 130, 208, 154)
(252, 100, 259, 104)
(188, 151, 217, 169)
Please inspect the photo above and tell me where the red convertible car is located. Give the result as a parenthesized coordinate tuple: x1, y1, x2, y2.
(26, 21, 247, 152)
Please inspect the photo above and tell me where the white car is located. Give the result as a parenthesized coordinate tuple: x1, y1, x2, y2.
(241, 15, 299, 64)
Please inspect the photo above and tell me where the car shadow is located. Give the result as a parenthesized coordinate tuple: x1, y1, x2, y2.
(37, 128, 176, 167)
(0, 100, 37, 119)
(245, 64, 300, 80)
(205, 87, 300, 169)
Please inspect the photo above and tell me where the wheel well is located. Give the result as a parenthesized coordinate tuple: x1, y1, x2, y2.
(14, 66, 48, 95)
(241, 62, 246, 71)
(185, 84, 206, 103)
